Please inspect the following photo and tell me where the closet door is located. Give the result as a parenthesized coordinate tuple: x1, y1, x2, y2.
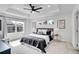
(76, 14, 78, 47)
(75, 13, 79, 47)
(77, 14, 79, 47)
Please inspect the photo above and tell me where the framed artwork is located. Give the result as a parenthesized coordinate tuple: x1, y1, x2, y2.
(43, 21, 47, 24)
(57, 20, 65, 29)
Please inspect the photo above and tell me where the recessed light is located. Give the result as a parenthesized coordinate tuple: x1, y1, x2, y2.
(32, 11, 35, 13)
(47, 5, 51, 8)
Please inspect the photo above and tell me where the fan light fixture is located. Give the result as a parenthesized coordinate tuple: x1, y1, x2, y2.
(47, 5, 51, 8)
(24, 4, 43, 13)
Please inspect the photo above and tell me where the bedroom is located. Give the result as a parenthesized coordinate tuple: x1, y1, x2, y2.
(0, 4, 79, 54)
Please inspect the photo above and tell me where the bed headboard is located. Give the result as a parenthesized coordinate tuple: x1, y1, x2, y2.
(36, 28, 54, 32)
(36, 28, 54, 41)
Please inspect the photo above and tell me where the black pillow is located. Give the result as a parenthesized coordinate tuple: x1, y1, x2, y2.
(46, 31, 51, 35)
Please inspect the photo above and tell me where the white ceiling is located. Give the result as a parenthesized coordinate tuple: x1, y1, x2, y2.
(0, 4, 76, 19)
(58, 4, 76, 15)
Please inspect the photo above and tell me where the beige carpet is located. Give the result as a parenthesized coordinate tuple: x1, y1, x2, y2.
(46, 40, 79, 54)
(9, 39, 79, 54)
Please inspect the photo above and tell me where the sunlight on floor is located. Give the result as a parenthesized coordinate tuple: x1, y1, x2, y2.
(9, 40, 21, 47)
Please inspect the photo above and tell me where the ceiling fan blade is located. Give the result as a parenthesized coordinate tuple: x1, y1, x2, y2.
(29, 4, 35, 9)
(24, 8, 31, 10)
(35, 10, 40, 13)
(35, 7, 42, 10)
(29, 4, 34, 8)
(29, 4, 33, 8)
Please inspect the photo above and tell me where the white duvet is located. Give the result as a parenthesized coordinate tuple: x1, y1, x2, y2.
(28, 33, 49, 44)
(11, 43, 42, 54)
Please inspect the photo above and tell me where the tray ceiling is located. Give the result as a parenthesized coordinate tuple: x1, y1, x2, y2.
(0, 4, 76, 19)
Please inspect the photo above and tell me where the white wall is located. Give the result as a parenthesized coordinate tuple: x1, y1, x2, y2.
(24, 19, 32, 35)
(36, 24, 54, 28)
(30, 14, 72, 43)
(33, 16, 57, 29)
(54, 14, 72, 43)
(36, 19, 55, 28)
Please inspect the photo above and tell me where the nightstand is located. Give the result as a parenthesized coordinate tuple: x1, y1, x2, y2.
(54, 34, 59, 40)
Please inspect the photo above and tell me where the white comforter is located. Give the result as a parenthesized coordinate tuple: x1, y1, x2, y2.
(11, 43, 42, 54)
(28, 33, 49, 44)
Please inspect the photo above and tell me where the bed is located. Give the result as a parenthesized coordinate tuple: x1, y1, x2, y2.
(20, 28, 54, 53)
(36, 28, 54, 41)
(20, 35, 47, 53)
(28, 33, 49, 44)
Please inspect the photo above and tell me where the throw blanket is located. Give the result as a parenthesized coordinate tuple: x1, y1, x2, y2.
(20, 36, 47, 53)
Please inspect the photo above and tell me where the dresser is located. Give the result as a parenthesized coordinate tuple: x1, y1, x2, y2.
(0, 40, 11, 54)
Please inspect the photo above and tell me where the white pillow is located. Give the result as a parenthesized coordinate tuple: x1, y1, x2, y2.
(42, 30, 47, 34)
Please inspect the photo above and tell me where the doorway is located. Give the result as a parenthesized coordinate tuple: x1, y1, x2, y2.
(74, 11, 79, 48)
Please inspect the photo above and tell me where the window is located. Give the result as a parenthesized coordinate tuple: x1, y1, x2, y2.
(7, 20, 24, 33)
(7, 24, 15, 33)
(17, 23, 23, 32)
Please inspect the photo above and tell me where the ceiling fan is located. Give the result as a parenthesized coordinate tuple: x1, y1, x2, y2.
(24, 4, 43, 13)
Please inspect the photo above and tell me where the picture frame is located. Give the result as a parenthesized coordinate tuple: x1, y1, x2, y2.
(57, 20, 65, 29)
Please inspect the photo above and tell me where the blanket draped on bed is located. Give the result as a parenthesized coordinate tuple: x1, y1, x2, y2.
(20, 36, 47, 53)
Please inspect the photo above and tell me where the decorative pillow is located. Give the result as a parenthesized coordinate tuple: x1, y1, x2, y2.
(37, 29, 47, 35)
(33, 32, 37, 34)
(37, 31, 43, 35)
(42, 30, 47, 35)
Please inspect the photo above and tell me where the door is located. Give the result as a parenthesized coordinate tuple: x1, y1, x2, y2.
(75, 14, 78, 47)
(75, 13, 79, 47)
